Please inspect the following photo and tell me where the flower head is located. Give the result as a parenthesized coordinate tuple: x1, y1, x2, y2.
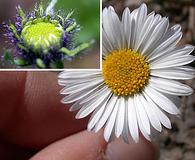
(58, 4, 195, 143)
(3, 2, 91, 68)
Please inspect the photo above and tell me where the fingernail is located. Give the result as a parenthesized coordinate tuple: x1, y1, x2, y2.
(105, 137, 157, 160)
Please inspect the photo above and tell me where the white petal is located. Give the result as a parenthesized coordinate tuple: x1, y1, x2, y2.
(147, 26, 182, 60)
(121, 99, 130, 143)
(59, 76, 100, 85)
(144, 86, 180, 115)
(134, 12, 155, 52)
(134, 95, 151, 135)
(150, 77, 193, 96)
(141, 18, 169, 56)
(150, 55, 195, 69)
(139, 94, 162, 132)
(115, 97, 125, 138)
(151, 66, 195, 80)
(134, 96, 151, 141)
(122, 7, 131, 49)
(138, 14, 163, 55)
(134, 3, 147, 49)
(76, 88, 111, 119)
(95, 94, 118, 132)
(127, 97, 139, 143)
(144, 92, 172, 129)
(61, 82, 104, 104)
(150, 44, 195, 62)
(58, 71, 101, 79)
(68, 85, 107, 112)
(79, 84, 109, 105)
(129, 9, 138, 49)
(87, 94, 111, 130)
(103, 29, 114, 56)
(61, 77, 103, 94)
(78, 86, 109, 106)
(104, 98, 119, 142)
(103, 7, 125, 50)
(163, 24, 181, 40)
(163, 94, 181, 108)
(137, 118, 151, 141)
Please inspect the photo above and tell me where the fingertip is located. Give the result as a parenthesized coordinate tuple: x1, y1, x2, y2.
(30, 130, 107, 160)
(105, 136, 158, 160)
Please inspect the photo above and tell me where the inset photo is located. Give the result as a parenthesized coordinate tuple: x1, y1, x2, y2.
(0, 0, 100, 69)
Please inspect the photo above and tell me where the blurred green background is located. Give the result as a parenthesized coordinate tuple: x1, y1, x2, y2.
(55, 0, 100, 43)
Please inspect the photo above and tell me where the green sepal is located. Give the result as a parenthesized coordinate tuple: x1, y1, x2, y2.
(9, 22, 20, 40)
(35, 9, 40, 18)
(14, 58, 29, 66)
(36, 58, 46, 68)
(50, 19, 59, 25)
(59, 41, 94, 56)
(45, 14, 51, 22)
(4, 49, 14, 64)
(34, 2, 44, 18)
(39, 2, 44, 16)
(66, 22, 77, 32)
(32, 18, 43, 24)
(28, 17, 34, 22)
(22, 19, 26, 27)
(17, 44, 29, 52)
(65, 10, 74, 21)
(17, 5, 26, 21)
(50, 61, 64, 69)
(57, 15, 65, 26)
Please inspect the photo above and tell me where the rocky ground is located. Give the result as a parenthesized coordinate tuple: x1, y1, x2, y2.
(103, 0, 195, 160)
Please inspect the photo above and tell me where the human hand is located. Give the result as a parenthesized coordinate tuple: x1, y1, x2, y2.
(0, 72, 158, 160)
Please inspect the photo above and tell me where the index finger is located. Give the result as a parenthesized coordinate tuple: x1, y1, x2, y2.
(0, 71, 88, 149)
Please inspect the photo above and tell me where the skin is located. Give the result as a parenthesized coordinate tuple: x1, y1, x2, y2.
(0, 72, 158, 160)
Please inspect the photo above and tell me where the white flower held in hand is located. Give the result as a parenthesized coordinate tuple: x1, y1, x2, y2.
(58, 4, 195, 143)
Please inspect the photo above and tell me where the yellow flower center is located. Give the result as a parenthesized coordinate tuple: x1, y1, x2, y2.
(102, 49, 150, 96)
(21, 21, 63, 51)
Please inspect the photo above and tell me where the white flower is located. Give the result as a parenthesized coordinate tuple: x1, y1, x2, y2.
(58, 4, 195, 143)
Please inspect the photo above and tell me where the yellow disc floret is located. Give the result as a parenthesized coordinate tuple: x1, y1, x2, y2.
(102, 49, 150, 96)
(21, 21, 63, 51)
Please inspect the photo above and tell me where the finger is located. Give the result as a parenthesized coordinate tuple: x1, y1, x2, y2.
(30, 130, 107, 160)
(0, 72, 88, 149)
(105, 136, 158, 160)
(0, 72, 26, 129)
(0, 140, 36, 160)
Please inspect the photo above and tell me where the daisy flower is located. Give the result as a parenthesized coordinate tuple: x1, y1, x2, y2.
(3, 1, 91, 68)
(58, 4, 195, 143)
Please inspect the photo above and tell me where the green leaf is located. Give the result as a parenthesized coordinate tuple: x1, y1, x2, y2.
(4, 49, 14, 64)
(59, 40, 94, 56)
(14, 58, 28, 66)
(36, 58, 46, 68)
(50, 61, 64, 69)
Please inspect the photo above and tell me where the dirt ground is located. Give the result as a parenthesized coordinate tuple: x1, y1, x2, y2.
(103, 0, 195, 160)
